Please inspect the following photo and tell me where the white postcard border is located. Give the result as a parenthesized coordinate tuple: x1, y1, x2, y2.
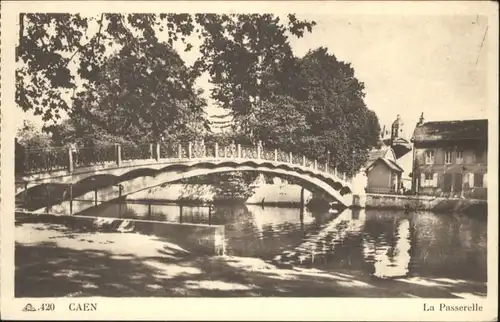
(1, 1, 498, 321)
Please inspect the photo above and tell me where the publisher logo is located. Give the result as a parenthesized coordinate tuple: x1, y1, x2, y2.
(22, 303, 36, 312)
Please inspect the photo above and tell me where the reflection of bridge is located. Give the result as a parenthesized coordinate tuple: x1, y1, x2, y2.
(273, 209, 413, 277)
(274, 209, 366, 265)
(15, 140, 359, 214)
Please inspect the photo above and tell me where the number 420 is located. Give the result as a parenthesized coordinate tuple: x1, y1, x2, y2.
(40, 303, 55, 311)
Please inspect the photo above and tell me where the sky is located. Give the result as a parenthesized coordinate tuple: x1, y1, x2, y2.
(20, 13, 491, 145)
(288, 14, 490, 138)
(286, 14, 491, 176)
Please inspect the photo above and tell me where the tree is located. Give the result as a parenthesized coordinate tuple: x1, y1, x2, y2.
(16, 120, 53, 150)
(211, 171, 258, 202)
(17, 13, 197, 126)
(46, 38, 208, 147)
(16, 13, 315, 130)
(48, 118, 131, 147)
(241, 48, 381, 176)
(293, 47, 381, 175)
(195, 14, 315, 138)
(72, 38, 207, 144)
(247, 95, 309, 151)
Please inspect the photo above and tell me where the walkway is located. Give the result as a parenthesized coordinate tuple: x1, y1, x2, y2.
(16, 140, 359, 209)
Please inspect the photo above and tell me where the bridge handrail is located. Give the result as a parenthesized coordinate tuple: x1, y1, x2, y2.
(15, 140, 352, 183)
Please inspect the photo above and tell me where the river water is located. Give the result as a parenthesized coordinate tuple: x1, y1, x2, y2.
(79, 201, 487, 282)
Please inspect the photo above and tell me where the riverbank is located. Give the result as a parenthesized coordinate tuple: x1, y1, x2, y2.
(126, 183, 313, 207)
(15, 221, 486, 298)
(366, 193, 487, 215)
(126, 198, 307, 208)
(128, 184, 487, 215)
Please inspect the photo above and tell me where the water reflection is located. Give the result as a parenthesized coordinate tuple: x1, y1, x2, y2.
(79, 201, 487, 282)
(362, 218, 411, 279)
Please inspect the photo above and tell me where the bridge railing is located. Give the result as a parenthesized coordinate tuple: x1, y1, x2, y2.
(74, 145, 116, 167)
(23, 147, 68, 174)
(261, 147, 275, 162)
(16, 140, 352, 183)
(159, 142, 177, 159)
(121, 143, 152, 162)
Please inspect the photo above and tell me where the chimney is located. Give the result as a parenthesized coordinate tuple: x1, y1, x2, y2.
(417, 112, 424, 126)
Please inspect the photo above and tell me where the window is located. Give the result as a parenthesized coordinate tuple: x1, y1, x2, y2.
(473, 148, 484, 163)
(420, 172, 438, 187)
(456, 150, 464, 164)
(425, 150, 435, 164)
(427, 173, 436, 187)
(444, 150, 452, 164)
(466, 172, 474, 188)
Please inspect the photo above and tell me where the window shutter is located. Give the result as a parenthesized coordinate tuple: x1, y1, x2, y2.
(433, 173, 438, 187)
(420, 173, 426, 187)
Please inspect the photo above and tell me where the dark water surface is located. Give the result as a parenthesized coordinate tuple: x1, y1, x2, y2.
(79, 201, 487, 282)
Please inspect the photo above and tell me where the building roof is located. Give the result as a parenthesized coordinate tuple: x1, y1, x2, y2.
(366, 157, 403, 173)
(412, 119, 488, 143)
(366, 146, 404, 173)
(385, 159, 404, 172)
(367, 147, 390, 163)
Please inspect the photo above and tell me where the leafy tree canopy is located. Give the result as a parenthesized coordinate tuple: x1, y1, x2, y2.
(298, 48, 381, 174)
(16, 13, 316, 129)
(17, 13, 381, 177)
(16, 120, 53, 150)
(46, 38, 208, 146)
(196, 14, 315, 118)
(240, 47, 381, 176)
(246, 95, 309, 150)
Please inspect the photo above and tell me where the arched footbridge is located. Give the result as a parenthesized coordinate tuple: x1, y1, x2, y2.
(15, 140, 363, 213)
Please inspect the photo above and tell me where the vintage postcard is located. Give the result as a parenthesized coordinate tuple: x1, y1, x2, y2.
(1, 1, 498, 321)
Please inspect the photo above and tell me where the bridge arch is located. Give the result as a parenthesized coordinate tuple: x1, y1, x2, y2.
(16, 142, 360, 213)
(95, 161, 354, 208)
(18, 160, 356, 215)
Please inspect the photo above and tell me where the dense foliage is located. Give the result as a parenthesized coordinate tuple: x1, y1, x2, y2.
(17, 13, 380, 176)
(244, 48, 381, 175)
(195, 14, 315, 133)
(295, 48, 381, 175)
(16, 120, 53, 150)
(16, 13, 314, 127)
(48, 38, 207, 146)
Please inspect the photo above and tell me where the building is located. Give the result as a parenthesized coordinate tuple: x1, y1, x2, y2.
(365, 115, 411, 194)
(365, 146, 404, 194)
(381, 114, 412, 159)
(410, 115, 488, 199)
